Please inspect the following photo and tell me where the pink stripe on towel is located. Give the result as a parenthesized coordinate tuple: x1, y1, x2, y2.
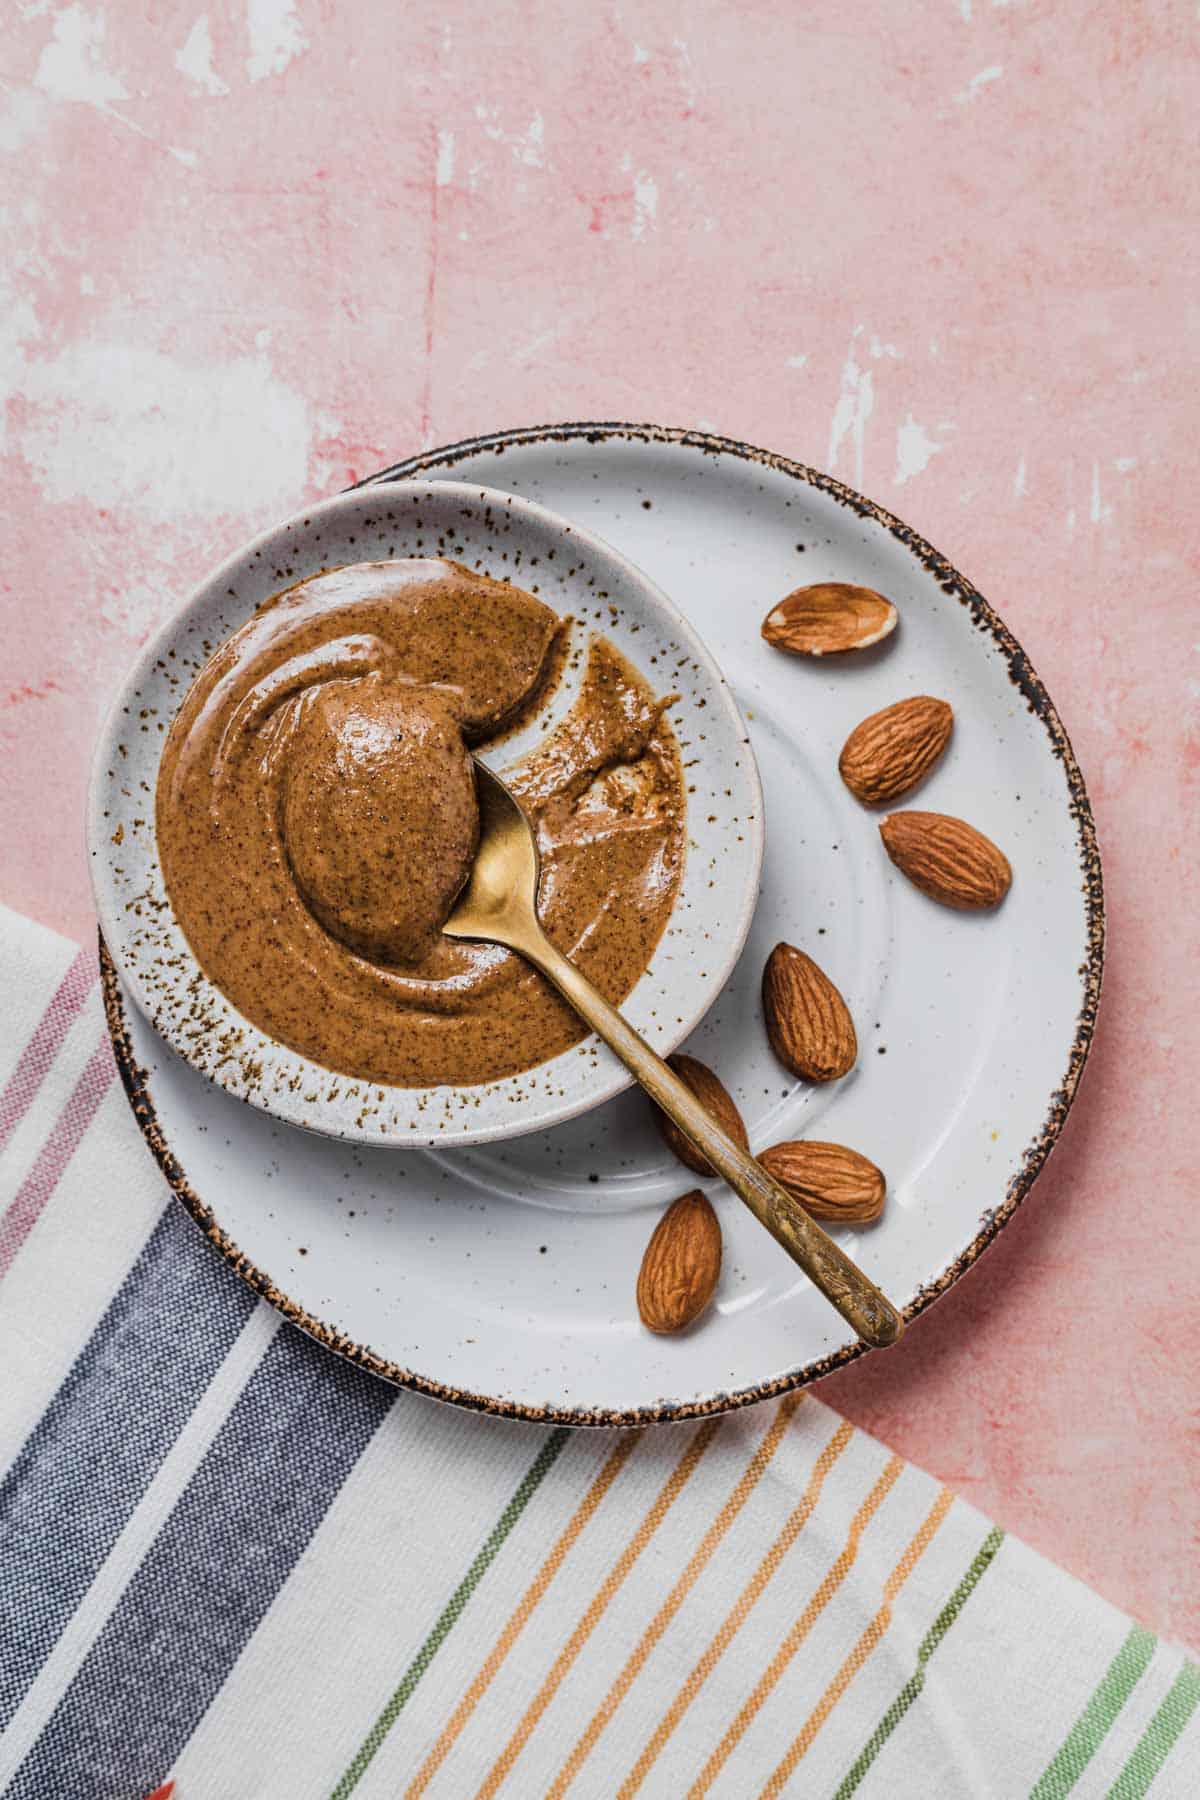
(0, 948, 96, 1152)
(0, 1036, 116, 1280)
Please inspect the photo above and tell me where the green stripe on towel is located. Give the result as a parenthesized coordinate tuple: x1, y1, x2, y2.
(330, 1428, 570, 1798)
(1106, 1661, 1200, 1800)
(832, 1525, 1004, 1798)
(1030, 1624, 1156, 1799)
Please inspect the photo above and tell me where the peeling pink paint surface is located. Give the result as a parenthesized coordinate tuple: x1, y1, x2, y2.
(2, 4, 1196, 1640)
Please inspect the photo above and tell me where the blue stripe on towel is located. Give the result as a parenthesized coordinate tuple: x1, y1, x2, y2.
(8, 1320, 396, 1799)
(0, 1206, 257, 1727)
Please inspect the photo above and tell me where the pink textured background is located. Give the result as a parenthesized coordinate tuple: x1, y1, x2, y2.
(2, 3, 1197, 1642)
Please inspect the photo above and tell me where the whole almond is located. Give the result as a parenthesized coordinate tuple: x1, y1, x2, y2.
(762, 943, 857, 1082)
(762, 583, 898, 657)
(758, 1141, 886, 1224)
(880, 810, 1011, 910)
(839, 696, 953, 806)
(654, 1054, 749, 1177)
(636, 1190, 722, 1334)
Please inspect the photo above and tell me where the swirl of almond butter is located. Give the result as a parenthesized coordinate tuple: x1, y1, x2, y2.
(156, 560, 685, 1089)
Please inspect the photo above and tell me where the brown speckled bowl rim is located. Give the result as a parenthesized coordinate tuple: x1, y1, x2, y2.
(100, 420, 1105, 1428)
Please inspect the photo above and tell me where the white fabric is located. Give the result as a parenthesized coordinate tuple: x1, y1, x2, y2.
(1, 904, 1194, 1800)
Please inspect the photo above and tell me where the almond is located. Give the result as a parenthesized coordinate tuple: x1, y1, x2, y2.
(839, 696, 953, 806)
(636, 1190, 722, 1333)
(762, 943, 857, 1082)
(880, 810, 1011, 910)
(758, 1141, 886, 1224)
(762, 583, 898, 657)
(654, 1054, 749, 1177)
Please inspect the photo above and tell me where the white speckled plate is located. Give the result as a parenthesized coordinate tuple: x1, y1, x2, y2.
(89, 481, 763, 1145)
(99, 425, 1103, 1424)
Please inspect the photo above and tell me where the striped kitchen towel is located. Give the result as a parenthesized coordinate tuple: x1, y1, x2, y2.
(0, 903, 1195, 1800)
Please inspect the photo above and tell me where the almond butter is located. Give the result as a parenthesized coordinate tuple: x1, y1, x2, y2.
(880, 810, 1011, 910)
(757, 1140, 886, 1224)
(761, 583, 898, 657)
(653, 1054, 749, 1177)
(636, 1190, 722, 1333)
(762, 943, 857, 1082)
(839, 695, 953, 806)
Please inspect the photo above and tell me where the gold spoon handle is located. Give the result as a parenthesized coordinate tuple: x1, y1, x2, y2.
(523, 928, 903, 1350)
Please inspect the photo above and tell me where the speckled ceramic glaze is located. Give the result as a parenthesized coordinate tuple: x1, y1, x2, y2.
(99, 426, 1103, 1424)
(89, 481, 764, 1146)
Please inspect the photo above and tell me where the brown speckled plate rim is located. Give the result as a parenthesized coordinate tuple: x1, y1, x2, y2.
(100, 420, 1105, 1428)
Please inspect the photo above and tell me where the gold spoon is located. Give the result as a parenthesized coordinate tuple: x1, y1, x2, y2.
(444, 763, 904, 1350)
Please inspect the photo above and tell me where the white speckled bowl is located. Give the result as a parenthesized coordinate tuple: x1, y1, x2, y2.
(88, 482, 764, 1146)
